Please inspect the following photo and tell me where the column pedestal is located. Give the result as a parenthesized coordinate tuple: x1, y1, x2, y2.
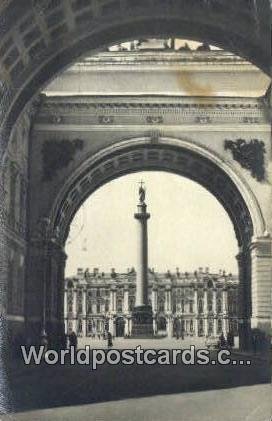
(131, 305, 153, 337)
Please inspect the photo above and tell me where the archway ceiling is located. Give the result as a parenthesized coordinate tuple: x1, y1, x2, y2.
(0, 0, 270, 154)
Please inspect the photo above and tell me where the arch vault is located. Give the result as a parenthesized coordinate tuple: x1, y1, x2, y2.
(25, 137, 271, 351)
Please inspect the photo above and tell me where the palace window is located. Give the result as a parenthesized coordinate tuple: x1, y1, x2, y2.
(181, 300, 184, 313)
(117, 299, 123, 312)
(217, 299, 222, 313)
(158, 299, 164, 312)
(217, 319, 222, 334)
(88, 320, 93, 333)
(189, 301, 193, 313)
(198, 299, 203, 313)
(105, 300, 109, 312)
(129, 297, 135, 312)
(97, 303, 100, 313)
(67, 290, 73, 313)
(199, 319, 204, 334)
(208, 319, 213, 335)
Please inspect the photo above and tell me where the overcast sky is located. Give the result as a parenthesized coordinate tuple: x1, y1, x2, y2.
(65, 172, 238, 276)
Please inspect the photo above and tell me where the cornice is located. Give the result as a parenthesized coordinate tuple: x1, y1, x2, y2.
(34, 97, 268, 128)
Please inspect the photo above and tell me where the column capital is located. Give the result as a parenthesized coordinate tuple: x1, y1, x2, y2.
(249, 236, 272, 257)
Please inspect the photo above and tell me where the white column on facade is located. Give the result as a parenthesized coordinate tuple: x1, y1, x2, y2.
(82, 288, 87, 337)
(128, 318, 132, 335)
(167, 316, 173, 337)
(212, 289, 217, 314)
(64, 288, 68, 318)
(110, 288, 116, 313)
(203, 289, 208, 335)
(213, 288, 217, 336)
(124, 287, 129, 313)
(194, 288, 198, 336)
(153, 317, 157, 334)
(73, 289, 77, 316)
(113, 290, 117, 312)
(124, 317, 129, 335)
(166, 288, 172, 312)
(213, 318, 217, 336)
(152, 288, 157, 312)
(109, 317, 116, 336)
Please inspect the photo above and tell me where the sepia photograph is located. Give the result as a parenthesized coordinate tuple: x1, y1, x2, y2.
(0, 1, 271, 420)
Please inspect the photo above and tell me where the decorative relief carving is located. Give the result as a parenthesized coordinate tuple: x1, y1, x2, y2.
(51, 115, 63, 124)
(98, 115, 114, 124)
(41, 138, 84, 181)
(224, 139, 266, 181)
(146, 116, 163, 124)
(242, 116, 260, 124)
(195, 116, 212, 124)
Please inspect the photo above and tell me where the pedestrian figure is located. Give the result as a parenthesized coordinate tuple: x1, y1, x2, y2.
(227, 331, 234, 348)
(219, 332, 226, 348)
(41, 332, 48, 359)
(69, 331, 78, 351)
(107, 332, 113, 348)
(252, 333, 257, 354)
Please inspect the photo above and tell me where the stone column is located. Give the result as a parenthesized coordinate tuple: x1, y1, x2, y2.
(152, 287, 157, 312)
(153, 317, 157, 335)
(132, 185, 153, 336)
(110, 287, 116, 314)
(64, 288, 68, 320)
(194, 288, 198, 337)
(27, 234, 68, 341)
(82, 288, 87, 337)
(134, 201, 150, 307)
(250, 237, 272, 334)
(166, 287, 172, 312)
(236, 247, 252, 351)
(213, 289, 217, 336)
(222, 288, 228, 336)
(124, 286, 129, 313)
(167, 316, 173, 337)
(203, 288, 208, 336)
(124, 317, 130, 335)
(73, 289, 77, 316)
(109, 317, 116, 337)
(64, 286, 68, 334)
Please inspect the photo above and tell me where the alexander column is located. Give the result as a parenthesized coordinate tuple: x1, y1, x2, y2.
(131, 182, 153, 336)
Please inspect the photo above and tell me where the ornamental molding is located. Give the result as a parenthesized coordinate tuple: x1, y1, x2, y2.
(35, 99, 267, 127)
(224, 139, 266, 182)
(41, 138, 84, 182)
(41, 100, 264, 113)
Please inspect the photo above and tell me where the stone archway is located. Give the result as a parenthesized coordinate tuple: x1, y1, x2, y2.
(25, 137, 270, 350)
(0, 0, 270, 158)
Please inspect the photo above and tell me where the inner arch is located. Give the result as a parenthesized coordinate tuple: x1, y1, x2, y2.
(49, 139, 261, 249)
